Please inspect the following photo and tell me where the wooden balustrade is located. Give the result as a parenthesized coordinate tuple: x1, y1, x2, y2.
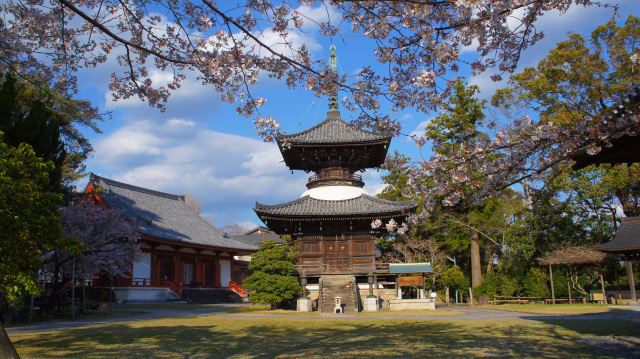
(229, 281, 246, 296)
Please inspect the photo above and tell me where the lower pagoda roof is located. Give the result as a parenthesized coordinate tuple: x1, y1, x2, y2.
(254, 194, 417, 221)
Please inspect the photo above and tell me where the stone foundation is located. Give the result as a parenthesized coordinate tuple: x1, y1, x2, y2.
(389, 298, 435, 311)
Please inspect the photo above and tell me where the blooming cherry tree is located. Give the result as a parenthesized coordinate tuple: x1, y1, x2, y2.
(60, 201, 141, 281)
(0, 0, 615, 141)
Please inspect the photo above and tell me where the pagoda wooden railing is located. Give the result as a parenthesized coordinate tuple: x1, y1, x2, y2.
(298, 263, 390, 275)
(229, 280, 246, 297)
(307, 168, 364, 189)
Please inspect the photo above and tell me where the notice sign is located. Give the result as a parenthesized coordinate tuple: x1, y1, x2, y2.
(398, 276, 423, 287)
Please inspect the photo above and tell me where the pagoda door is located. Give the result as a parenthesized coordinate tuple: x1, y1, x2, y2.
(324, 236, 350, 272)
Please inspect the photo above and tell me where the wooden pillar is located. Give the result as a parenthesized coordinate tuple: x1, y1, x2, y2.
(599, 264, 607, 304)
(150, 249, 156, 284)
(549, 265, 555, 305)
(567, 267, 572, 304)
(215, 256, 221, 288)
(230, 258, 235, 283)
(626, 260, 637, 305)
(174, 255, 181, 285)
(396, 276, 401, 299)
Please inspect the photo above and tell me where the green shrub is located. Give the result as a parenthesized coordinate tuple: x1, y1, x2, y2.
(523, 267, 551, 297)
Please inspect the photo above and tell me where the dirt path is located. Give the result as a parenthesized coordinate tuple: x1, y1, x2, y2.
(7, 304, 640, 335)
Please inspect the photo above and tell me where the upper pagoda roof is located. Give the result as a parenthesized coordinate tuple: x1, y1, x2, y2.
(276, 110, 392, 172)
(277, 109, 391, 146)
(254, 194, 416, 221)
(87, 174, 257, 252)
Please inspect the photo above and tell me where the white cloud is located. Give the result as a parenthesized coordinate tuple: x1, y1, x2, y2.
(253, 27, 323, 55)
(408, 119, 433, 140)
(401, 113, 414, 121)
(295, 4, 341, 30)
(88, 117, 308, 227)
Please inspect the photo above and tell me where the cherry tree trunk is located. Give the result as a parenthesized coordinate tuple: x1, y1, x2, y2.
(470, 233, 482, 288)
(0, 325, 20, 358)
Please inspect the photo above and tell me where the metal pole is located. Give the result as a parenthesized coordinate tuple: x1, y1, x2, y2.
(72, 258, 75, 321)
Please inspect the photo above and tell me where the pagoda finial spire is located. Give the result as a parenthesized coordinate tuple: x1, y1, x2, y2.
(329, 44, 338, 110)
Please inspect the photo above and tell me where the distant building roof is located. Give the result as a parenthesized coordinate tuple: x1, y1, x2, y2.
(597, 217, 640, 253)
(240, 226, 272, 235)
(88, 173, 257, 252)
(255, 194, 417, 220)
(229, 232, 284, 247)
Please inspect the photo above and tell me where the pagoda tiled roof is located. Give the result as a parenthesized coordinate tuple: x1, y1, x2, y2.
(596, 217, 640, 252)
(88, 174, 257, 252)
(278, 109, 391, 145)
(254, 194, 417, 220)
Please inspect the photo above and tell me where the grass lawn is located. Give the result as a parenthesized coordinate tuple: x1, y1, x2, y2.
(478, 304, 633, 315)
(10, 315, 640, 358)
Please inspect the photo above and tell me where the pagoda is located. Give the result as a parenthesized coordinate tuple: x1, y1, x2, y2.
(254, 46, 417, 313)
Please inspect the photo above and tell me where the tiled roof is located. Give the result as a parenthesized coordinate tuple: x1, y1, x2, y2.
(254, 194, 417, 219)
(597, 217, 640, 252)
(278, 110, 390, 144)
(229, 232, 284, 246)
(89, 174, 257, 252)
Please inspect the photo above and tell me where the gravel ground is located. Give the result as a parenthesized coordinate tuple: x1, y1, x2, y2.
(571, 336, 640, 358)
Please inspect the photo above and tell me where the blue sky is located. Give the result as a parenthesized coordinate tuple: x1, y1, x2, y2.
(75, 1, 636, 230)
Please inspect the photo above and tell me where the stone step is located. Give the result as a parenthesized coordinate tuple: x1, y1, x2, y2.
(181, 288, 244, 304)
(319, 275, 358, 314)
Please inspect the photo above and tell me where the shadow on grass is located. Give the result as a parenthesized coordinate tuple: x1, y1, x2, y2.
(13, 315, 640, 358)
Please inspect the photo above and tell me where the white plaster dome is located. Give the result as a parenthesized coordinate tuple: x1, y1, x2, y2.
(301, 185, 369, 200)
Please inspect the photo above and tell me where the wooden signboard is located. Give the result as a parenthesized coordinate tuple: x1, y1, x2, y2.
(398, 276, 423, 287)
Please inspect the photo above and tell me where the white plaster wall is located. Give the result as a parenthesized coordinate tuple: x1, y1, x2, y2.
(132, 252, 151, 280)
(113, 287, 179, 301)
(220, 259, 231, 287)
(301, 186, 369, 200)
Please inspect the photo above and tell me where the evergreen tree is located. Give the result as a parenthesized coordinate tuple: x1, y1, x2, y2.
(0, 73, 67, 196)
(242, 241, 301, 309)
(0, 133, 72, 355)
